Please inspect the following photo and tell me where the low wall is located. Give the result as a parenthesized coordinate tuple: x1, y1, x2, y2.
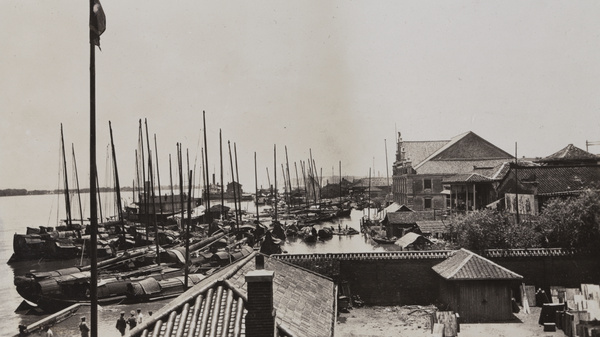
(273, 249, 600, 306)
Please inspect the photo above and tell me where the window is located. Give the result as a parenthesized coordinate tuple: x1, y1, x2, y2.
(424, 198, 432, 210)
(424, 179, 432, 190)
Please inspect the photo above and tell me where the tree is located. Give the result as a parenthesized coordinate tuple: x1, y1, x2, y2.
(537, 189, 600, 249)
(449, 209, 542, 251)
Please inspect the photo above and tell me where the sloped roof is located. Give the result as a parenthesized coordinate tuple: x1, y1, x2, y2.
(443, 173, 494, 183)
(395, 232, 432, 249)
(417, 159, 509, 175)
(414, 132, 512, 170)
(537, 144, 599, 163)
(514, 165, 600, 196)
(402, 140, 450, 167)
(383, 202, 414, 213)
(432, 249, 523, 281)
(384, 212, 422, 225)
(415, 220, 448, 234)
(130, 252, 336, 337)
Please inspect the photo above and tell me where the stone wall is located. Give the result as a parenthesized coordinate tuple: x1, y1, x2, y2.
(274, 249, 600, 306)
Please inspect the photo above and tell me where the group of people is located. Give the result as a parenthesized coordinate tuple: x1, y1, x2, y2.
(115, 308, 147, 336)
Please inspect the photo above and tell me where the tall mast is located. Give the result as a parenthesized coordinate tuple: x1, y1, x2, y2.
(60, 124, 72, 228)
(109, 122, 123, 227)
(228, 141, 239, 228)
(220, 130, 224, 220)
(202, 111, 211, 222)
(294, 162, 301, 207)
(254, 152, 260, 223)
(154, 134, 163, 230)
(178, 143, 184, 231)
(285, 146, 292, 206)
(169, 154, 174, 217)
(274, 145, 278, 222)
(145, 119, 159, 264)
(184, 170, 192, 289)
(139, 120, 148, 242)
(234, 143, 242, 233)
(72, 144, 85, 229)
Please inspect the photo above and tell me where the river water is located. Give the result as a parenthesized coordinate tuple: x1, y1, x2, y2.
(0, 192, 398, 335)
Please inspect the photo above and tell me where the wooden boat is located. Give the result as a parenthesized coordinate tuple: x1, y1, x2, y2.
(318, 227, 334, 240)
(124, 274, 205, 303)
(14, 263, 183, 312)
(371, 236, 397, 244)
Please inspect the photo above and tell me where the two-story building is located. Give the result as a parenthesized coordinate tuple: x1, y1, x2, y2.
(392, 131, 513, 211)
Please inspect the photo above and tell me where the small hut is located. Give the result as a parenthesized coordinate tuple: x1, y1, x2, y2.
(432, 249, 523, 323)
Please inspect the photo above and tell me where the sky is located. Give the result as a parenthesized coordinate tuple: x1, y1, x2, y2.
(2, 1, 600, 191)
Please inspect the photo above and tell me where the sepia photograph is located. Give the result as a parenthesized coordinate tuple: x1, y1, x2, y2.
(1, 1, 600, 336)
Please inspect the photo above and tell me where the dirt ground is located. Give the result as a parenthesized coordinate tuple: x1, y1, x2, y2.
(336, 305, 565, 337)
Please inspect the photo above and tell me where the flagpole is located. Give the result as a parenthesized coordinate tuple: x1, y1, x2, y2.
(89, 19, 99, 337)
(89, 0, 105, 335)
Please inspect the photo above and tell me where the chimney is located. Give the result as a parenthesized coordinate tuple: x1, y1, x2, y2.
(245, 269, 276, 337)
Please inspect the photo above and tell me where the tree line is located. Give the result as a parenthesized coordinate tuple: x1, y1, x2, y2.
(448, 189, 600, 251)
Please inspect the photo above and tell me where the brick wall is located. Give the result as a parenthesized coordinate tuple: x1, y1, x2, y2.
(274, 250, 600, 306)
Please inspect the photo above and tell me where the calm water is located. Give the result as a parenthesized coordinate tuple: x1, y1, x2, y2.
(0, 192, 396, 335)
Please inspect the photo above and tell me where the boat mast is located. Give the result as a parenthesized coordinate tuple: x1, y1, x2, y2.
(71, 144, 85, 230)
(145, 119, 159, 264)
(60, 124, 73, 228)
(169, 153, 175, 217)
(139, 120, 148, 242)
(285, 146, 292, 207)
(178, 143, 184, 231)
(228, 141, 240, 228)
(109, 122, 123, 232)
(294, 162, 300, 208)
(234, 143, 242, 232)
(254, 152, 259, 223)
(202, 111, 211, 222)
(274, 144, 278, 222)
(154, 134, 163, 230)
(184, 170, 192, 289)
(220, 130, 225, 220)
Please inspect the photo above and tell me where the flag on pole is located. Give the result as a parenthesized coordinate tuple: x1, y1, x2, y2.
(90, 0, 106, 47)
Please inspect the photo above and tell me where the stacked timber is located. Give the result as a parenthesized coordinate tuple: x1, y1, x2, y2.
(541, 283, 600, 337)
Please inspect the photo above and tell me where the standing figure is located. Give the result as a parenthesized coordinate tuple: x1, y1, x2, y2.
(127, 310, 138, 330)
(137, 308, 144, 325)
(79, 317, 90, 337)
(115, 311, 127, 336)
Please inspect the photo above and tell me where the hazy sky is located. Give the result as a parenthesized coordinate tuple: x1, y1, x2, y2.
(2, 1, 600, 190)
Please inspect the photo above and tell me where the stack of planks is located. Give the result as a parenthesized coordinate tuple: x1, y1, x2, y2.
(431, 311, 459, 337)
(543, 283, 600, 337)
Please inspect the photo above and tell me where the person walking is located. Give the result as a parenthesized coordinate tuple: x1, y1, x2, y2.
(127, 310, 138, 330)
(136, 308, 144, 325)
(79, 316, 90, 337)
(115, 311, 127, 336)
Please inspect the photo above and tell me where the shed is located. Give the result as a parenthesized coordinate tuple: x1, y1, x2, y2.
(395, 232, 432, 250)
(382, 212, 420, 238)
(415, 220, 449, 239)
(432, 249, 523, 323)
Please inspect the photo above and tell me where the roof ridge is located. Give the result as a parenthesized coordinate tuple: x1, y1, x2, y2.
(464, 249, 524, 279)
(445, 249, 474, 279)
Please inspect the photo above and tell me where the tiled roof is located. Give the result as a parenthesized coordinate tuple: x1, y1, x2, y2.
(415, 220, 449, 234)
(130, 252, 336, 337)
(442, 173, 493, 183)
(514, 165, 600, 196)
(395, 232, 432, 249)
(402, 140, 449, 167)
(483, 248, 592, 258)
(384, 212, 422, 224)
(413, 132, 512, 170)
(432, 249, 523, 281)
(416, 159, 509, 175)
(538, 144, 599, 163)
